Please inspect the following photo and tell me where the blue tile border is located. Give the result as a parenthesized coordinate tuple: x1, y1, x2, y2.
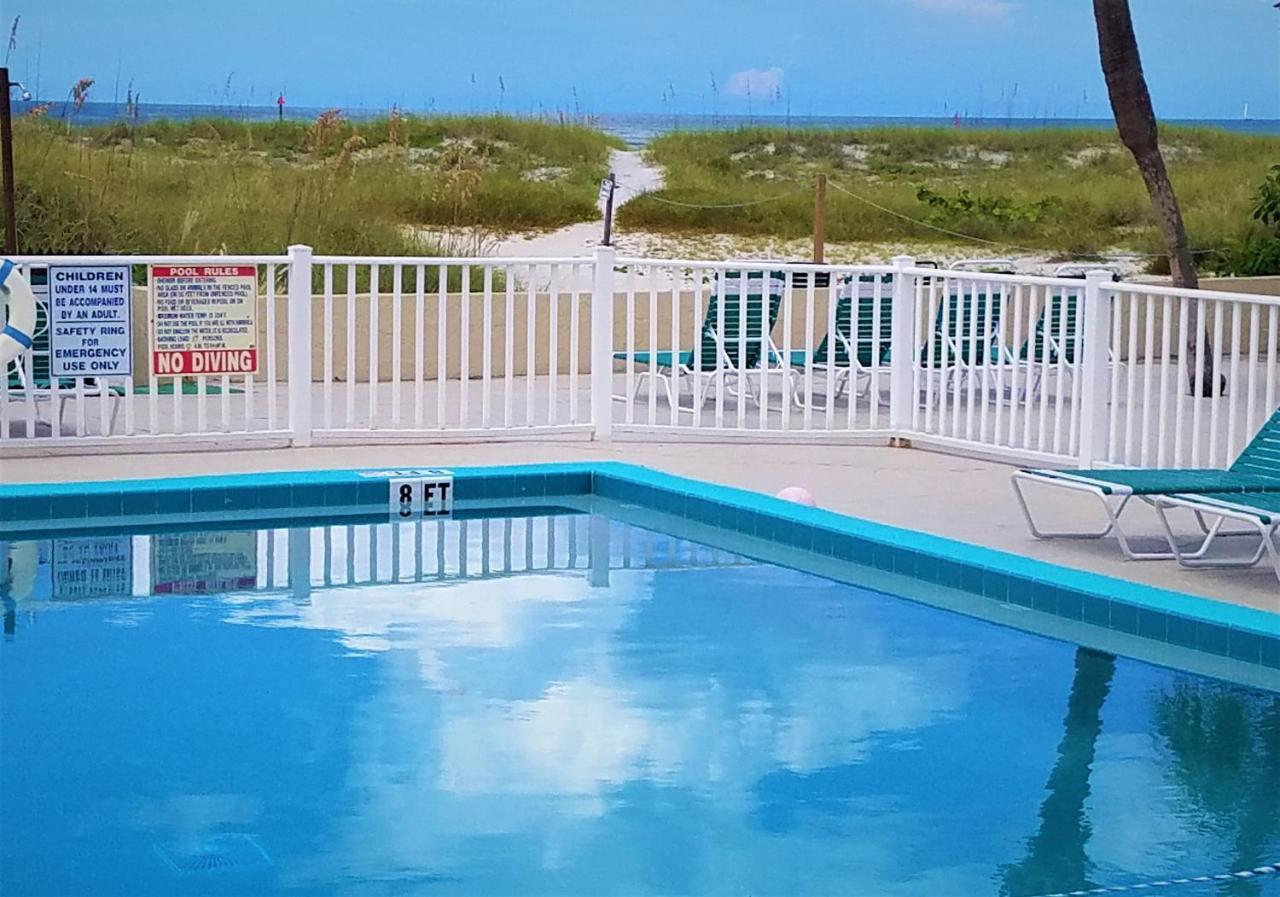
(1, 461, 1277, 673)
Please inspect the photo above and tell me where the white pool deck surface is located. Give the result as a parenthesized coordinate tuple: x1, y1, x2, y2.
(3, 441, 1276, 615)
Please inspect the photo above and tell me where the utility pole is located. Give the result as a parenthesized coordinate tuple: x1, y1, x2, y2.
(1, 67, 17, 254)
(812, 173, 827, 263)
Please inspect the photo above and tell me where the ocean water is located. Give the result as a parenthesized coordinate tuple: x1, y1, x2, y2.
(2, 513, 1277, 896)
(22, 100, 1280, 149)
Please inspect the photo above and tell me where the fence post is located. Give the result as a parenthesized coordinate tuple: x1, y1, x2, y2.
(591, 245, 616, 442)
(1077, 270, 1112, 469)
(888, 255, 917, 436)
(286, 243, 314, 447)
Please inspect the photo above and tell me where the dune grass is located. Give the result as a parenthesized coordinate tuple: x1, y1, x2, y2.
(16, 113, 622, 256)
(618, 126, 1280, 264)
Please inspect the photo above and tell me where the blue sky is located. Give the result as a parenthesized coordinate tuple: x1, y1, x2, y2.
(7, 0, 1280, 119)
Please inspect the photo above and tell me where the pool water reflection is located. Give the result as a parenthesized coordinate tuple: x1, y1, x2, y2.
(2, 514, 1277, 896)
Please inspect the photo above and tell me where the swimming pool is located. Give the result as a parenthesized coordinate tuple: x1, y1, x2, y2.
(1, 466, 1278, 896)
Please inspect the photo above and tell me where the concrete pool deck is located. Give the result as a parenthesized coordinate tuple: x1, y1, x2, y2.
(3, 441, 1276, 613)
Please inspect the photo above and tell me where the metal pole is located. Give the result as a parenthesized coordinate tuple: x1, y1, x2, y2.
(1, 68, 16, 254)
(590, 244, 616, 442)
(812, 173, 826, 264)
(602, 172, 616, 247)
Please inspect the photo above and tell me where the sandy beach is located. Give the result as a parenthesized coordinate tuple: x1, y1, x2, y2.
(417, 148, 1150, 278)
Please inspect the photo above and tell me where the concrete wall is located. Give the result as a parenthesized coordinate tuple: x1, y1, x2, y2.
(1180, 277, 1280, 297)
(1131, 276, 1280, 296)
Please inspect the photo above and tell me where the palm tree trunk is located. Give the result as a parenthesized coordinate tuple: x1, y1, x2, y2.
(1092, 0, 1216, 396)
(1000, 648, 1117, 897)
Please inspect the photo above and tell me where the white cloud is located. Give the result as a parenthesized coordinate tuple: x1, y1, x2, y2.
(725, 67, 783, 99)
(906, 0, 1014, 18)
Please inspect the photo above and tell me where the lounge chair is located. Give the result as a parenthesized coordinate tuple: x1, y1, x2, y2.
(779, 273, 895, 408)
(1011, 407, 1280, 560)
(613, 271, 784, 412)
(5, 365, 122, 427)
(998, 265, 1125, 400)
(3, 285, 122, 433)
(1153, 492, 1280, 584)
(919, 277, 1007, 400)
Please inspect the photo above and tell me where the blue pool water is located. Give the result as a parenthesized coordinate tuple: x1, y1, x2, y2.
(2, 512, 1277, 896)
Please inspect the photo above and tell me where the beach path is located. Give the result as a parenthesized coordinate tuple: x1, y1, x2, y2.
(488, 149, 663, 258)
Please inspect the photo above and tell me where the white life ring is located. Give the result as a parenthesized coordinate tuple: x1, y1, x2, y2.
(0, 259, 37, 367)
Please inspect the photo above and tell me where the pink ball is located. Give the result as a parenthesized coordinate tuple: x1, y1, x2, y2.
(775, 486, 817, 507)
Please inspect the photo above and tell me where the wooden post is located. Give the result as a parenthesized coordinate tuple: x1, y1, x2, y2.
(812, 173, 826, 264)
(1, 68, 16, 254)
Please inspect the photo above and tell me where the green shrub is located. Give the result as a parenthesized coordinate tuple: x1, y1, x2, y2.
(1250, 164, 1280, 227)
(915, 187, 1062, 228)
(1208, 232, 1280, 276)
(1207, 163, 1280, 276)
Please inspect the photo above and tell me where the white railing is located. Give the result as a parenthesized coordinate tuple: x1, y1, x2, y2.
(607, 257, 900, 438)
(3, 246, 1278, 473)
(1101, 282, 1280, 469)
(309, 255, 593, 442)
(905, 269, 1098, 466)
(1, 253, 292, 447)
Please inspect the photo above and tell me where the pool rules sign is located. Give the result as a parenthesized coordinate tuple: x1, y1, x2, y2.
(48, 266, 133, 377)
(149, 265, 259, 376)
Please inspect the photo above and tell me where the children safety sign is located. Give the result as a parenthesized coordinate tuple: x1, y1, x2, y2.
(149, 265, 259, 376)
(48, 265, 133, 377)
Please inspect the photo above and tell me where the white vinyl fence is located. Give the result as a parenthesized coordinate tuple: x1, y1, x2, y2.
(2, 254, 292, 447)
(4, 245, 1278, 471)
(1101, 282, 1279, 469)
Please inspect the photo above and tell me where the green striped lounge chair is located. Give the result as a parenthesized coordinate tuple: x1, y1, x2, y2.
(1011, 407, 1280, 560)
(999, 265, 1125, 400)
(781, 273, 895, 409)
(613, 270, 785, 412)
(918, 267, 1009, 400)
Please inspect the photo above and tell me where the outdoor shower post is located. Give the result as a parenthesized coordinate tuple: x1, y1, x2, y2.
(591, 245, 616, 442)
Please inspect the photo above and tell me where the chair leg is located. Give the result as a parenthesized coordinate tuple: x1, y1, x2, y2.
(679, 370, 714, 415)
(1011, 474, 1173, 560)
(1265, 527, 1280, 586)
(1188, 508, 1257, 539)
(1155, 500, 1274, 572)
(793, 367, 854, 410)
(832, 369, 851, 403)
(1024, 370, 1042, 402)
(1011, 474, 1118, 540)
(1173, 511, 1230, 561)
(788, 369, 805, 409)
(658, 372, 677, 410)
